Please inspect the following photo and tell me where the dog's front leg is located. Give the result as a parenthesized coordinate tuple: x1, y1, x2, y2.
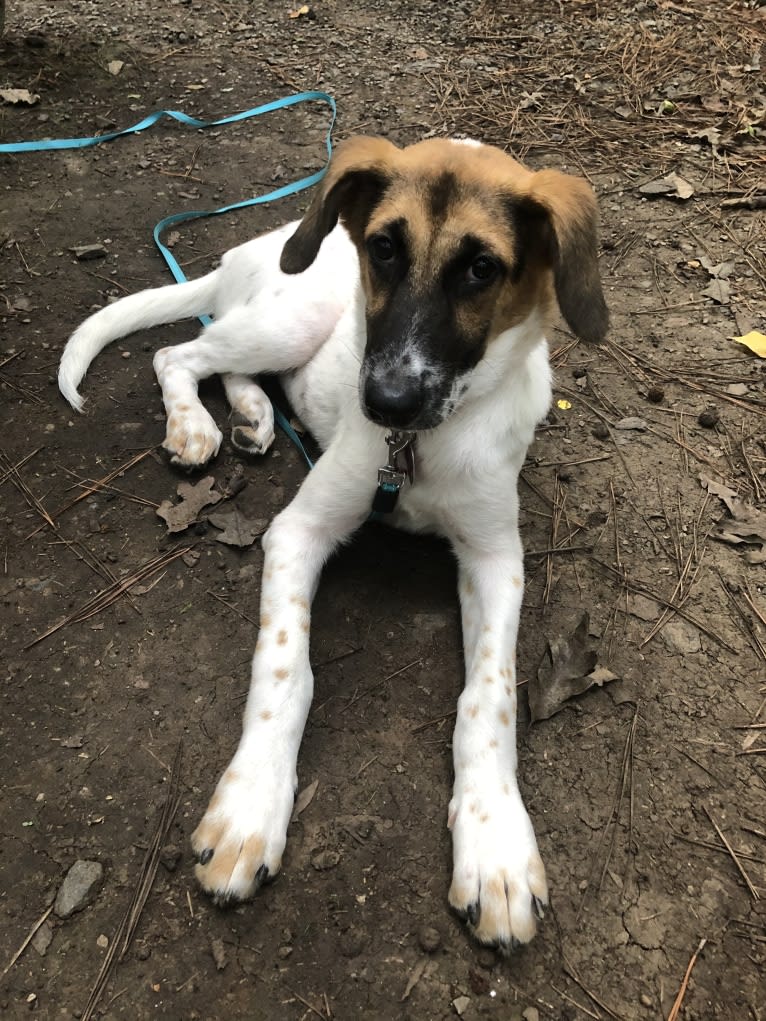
(192, 438, 374, 904)
(448, 537, 548, 950)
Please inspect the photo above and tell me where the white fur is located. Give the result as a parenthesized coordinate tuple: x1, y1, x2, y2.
(59, 165, 554, 949)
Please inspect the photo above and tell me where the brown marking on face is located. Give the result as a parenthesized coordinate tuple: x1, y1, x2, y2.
(275, 668, 288, 681)
(277, 630, 288, 645)
(260, 710, 272, 721)
(499, 709, 510, 726)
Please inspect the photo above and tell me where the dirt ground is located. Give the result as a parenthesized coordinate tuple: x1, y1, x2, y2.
(1, 1, 766, 1019)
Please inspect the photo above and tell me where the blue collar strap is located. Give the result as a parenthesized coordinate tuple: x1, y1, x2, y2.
(0, 91, 337, 468)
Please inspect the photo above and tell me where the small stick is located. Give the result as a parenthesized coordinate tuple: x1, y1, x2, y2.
(703, 806, 760, 900)
(1, 905, 54, 978)
(205, 587, 258, 626)
(667, 938, 707, 1021)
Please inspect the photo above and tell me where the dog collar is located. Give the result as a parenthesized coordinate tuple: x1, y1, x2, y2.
(372, 431, 416, 514)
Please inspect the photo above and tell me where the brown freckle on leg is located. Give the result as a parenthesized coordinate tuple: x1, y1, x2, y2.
(260, 710, 272, 720)
(489, 739, 498, 749)
(464, 579, 474, 595)
(484, 675, 494, 685)
(260, 614, 271, 629)
(177, 403, 191, 412)
(512, 576, 522, 588)
(482, 625, 492, 634)
(290, 595, 309, 610)
(467, 704, 479, 719)
(274, 668, 288, 680)
(480, 646, 492, 660)
(300, 620, 309, 633)
(503, 783, 510, 795)
(277, 630, 288, 645)
(505, 685, 513, 696)
(480, 814, 489, 823)
(499, 709, 510, 726)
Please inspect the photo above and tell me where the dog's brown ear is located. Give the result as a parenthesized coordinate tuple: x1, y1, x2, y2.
(522, 170, 609, 343)
(280, 137, 399, 274)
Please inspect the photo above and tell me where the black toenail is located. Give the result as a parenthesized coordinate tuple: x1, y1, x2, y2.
(466, 901, 480, 926)
(255, 863, 269, 887)
(198, 848, 213, 866)
(232, 426, 257, 450)
(532, 896, 546, 920)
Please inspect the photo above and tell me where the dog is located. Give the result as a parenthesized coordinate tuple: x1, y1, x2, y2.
(58, 136, 608, 950)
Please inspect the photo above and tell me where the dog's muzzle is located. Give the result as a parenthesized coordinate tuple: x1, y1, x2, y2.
(362, 369, 425, 429)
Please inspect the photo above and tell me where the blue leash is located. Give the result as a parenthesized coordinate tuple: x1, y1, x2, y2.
(0, 90, 337, 467)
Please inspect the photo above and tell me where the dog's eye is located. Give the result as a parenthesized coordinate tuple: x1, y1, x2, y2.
(368, 234, 395, 263)
(468, 255, 500, 284)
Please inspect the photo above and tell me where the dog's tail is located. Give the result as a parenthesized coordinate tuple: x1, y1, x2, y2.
(58, 271, 219, 412)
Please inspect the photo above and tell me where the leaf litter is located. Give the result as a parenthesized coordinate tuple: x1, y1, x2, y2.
(529, 613, 620, 723)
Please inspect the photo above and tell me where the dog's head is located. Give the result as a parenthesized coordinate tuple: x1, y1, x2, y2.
(281, 136, 608, 431)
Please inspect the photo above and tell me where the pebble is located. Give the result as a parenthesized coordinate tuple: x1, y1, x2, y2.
(661, 619, 701, 655)
(592, 422, 610, 440)
(453, 996, 471, 1016)
(640, 993, 653, 1007)
(646, 385, 664, 403)
(522, 1009, 540, 1021)
(698, 408, 719, 428)
(417, 925, 442, 953)
(54, 860, 103, 918)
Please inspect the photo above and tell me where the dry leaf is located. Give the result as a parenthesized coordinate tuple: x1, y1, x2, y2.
(529, 613, 605, 722)
(731, 330, 766, 358)
(714, 502, 766, 565)
(156, 476, 222, 533)
(639, 172, 694, 200)
(700, 474, 738, 514)
(207, 509, 267, 547)
(292, 778, 319, 821)
(0, 88, 40, 105)
(288, 4, 310, 17)
(701, 278, 731, 304)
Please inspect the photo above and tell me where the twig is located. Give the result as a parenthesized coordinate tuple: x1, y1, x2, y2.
(703, 806, 760, 900)
(1, 905, 54, 978)
(667, 939, 707, 1021)
(82, 743, 182, 1021)
(24, 546, 192, 649)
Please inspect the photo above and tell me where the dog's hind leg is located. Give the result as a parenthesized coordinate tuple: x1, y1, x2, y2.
(221, 373, 276, 456)
(153, 297, 342, 468)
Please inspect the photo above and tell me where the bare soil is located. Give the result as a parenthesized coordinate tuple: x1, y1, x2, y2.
(1, 2, 765, 1020)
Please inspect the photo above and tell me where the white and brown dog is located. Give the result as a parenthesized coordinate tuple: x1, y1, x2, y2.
(58, 136, 608, 951)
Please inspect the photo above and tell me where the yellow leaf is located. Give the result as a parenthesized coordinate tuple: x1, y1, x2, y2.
(557, 399, 572, 410)
(731, 330, 766, 358)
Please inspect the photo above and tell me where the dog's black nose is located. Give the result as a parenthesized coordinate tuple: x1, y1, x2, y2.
(364, 374, 424, 428)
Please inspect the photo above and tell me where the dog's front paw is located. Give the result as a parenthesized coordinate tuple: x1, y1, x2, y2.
(191, 764, 295, 905)
(448, 783, 548, 951)
(164, 406, 223, 468)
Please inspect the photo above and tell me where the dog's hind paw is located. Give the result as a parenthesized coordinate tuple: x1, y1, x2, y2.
(163, 406, 223, 468)
(230, 411, 275, 457)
